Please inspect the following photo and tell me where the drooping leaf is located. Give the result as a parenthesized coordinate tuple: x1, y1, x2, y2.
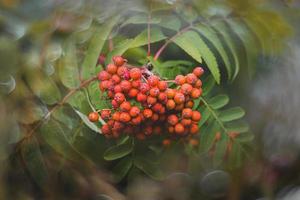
(103, 138, 134, 161)
(59, 39, 80, 89)
(134, 157, 164, 180)
(174, 30, 221, 83)
(208, 94, 229, 109)
(21, 137, 48, 187)
(112, 156, 133, 182)
(74, 109, 101, 134)
(219, 107, 245, 122)
(81, 17, 118, 80)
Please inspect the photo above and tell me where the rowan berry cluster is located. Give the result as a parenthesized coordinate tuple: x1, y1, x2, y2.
(88, 56, 204, 142)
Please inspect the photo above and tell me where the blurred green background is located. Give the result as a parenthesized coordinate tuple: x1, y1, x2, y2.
(0, 0, 300, 199)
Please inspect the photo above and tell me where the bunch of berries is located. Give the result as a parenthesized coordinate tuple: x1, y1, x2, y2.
(88, 56, 204, 141)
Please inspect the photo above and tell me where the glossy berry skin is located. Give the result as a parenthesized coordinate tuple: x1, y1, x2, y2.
(117, 66, 128, 77)
(106, 64, 118, 74)
(168, 114, 179, 126)
(193, 67, 204, 77)
(166, 89, 176, 99)
(181, 119, 192, 126)
(174, 92, 185, 104)
(130, 68, 142, 80)
(175, 123, 185, 134)
(175, 75, 186, 85)
(152, 103, 162, 113)
(191, 88, 202, 99)
(149, 87, 160, 97)
(98, 71, 111, 81)
(114, 93, 125, 104)
(113, 55, 126, 67)
(182, 108, 193, 119)
(181, 83, 193, 95)
(185, 100, 194, 108)
(143, 109, 153, 118)
(194, 80, 202, 88)
(192, 111, 201, 122)
(128, 88, 139, 98)
(120, 80, 132, 92)
(147, 96, 157, 106)
(137, 93, 147, 102)
(131, 115, 142, 125)
(132, 80, 141, 88)
(111, 74, 121, 84)
(129, 106, 140, 117)
(140, 83, 150, 94)
(148, 75, 160, 86)
(166, 99, 176, 110)
(186, 73, 197, 85)
(88, 112, 99, 122)
(112, 112, 120, 121)
(120, 101, 131, 112)
(100, 110, 111, 120)
(114, 85, 122, 93)
(158, 92, 167, 102)
(120, 112, 131, 123)
(158, 81, 168, 91)
(190, 124, 199, 134)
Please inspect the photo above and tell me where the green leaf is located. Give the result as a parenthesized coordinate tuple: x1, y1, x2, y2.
(21, 137, 48, 187)
(59, 39, 80, 89)
(40, 119, 83, 160)
(200, 121, 219, 152)
(122, 14, 161, 26)
(213, 134, 228, 167)
(106, 28, 166, 63)
(198, 107, 210, 127)
(219, 107, 245, 122)
(161, 60, 193, 68)
(174, 30, 220, 83)
(112, 157, 133, 182)
(229, 142, 242, 168)
(235, 132, 254, 143)
(208, 95, 229, 109)
(202, 75, 216, 96)
(73, 109, 101, 134)
(86, 81, 108, 110)
(158, 15, 182, 31)
(25, 69, 61, 105)
(67, 90, 85, 109)
(226, 121, 249, 133)
(81, 17, 118, 80)
(194, 24, 232, 80)
(134, 157, 164, 180)
(103, 138, 133, 161)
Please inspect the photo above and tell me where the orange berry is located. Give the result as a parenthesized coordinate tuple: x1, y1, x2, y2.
(132, 80, 141, 88)
(174, 92, 185, 104)
(98, 71, 111, 81)
(114, 85, 122, 93)
(137, 93, 147, 102)
(101, 124, 111, 135)
(181, 118, 192, 126)
(131, 115, 142, 125)
(186, 73, 197, 84)
(158, 81, 168, 91)
(181, 83, 193, 95)
(149, 87, 160, 97)
(167, 114, 179, 126)
(112, 112, 120, 121)
(193, 67, 204, 77)
(99, 81, 109, 91)
(166, 99, 176, 110)
(194, 80, 202, 88)
(152, 103, 162, 113)
(166, 89, 176, 99)
(114, 92, 125, 104)
(175, 123, 185, 134)
(119, 112, 131, 123)
(107, 90, 114, 98)
(162, 139, 171, 147)
(148, 75, 160, 86)
(175, 103, 184, 111)
(190, 124, 199, 134)
(191, 88, 202, 99)
(147, 96, 157, 106)
(111, 100, 119, 109)
(117, 66, 127, 77)
(88, 112, 99, 122)
(175, 75, 186, 85)
(168, 126, 175, 134)
(120, 80, 131, 92)
(192, 111, 201, 122)
(189, 138, 199, 146)
(185, 100, 194, 108)
(129, 106, 140, 117)
(111, 74, 121, 84)
(100, 110, 111, 120)
(120, 101, 131, 112)
(158, 92, 167, 102)
(130, 68, 142, 80)
(182, 108, 193, 118)
(106, 63, 118, 74)
(113, 55, 126, 67)
(112, 121, 124, 131)
(151, 113, 159, 121)
(140, 83, 150, 93)
(143, 109, 153, 118)
(128, 88, 139, 98)
(107, 120, 114, 127)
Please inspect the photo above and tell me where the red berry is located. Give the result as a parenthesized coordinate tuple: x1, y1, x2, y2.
(158, 92, 167, 102)
(132, 80, 141, 88)
(99, 81, 109, 91)
(120, 101, 131, 112)
(128, 88, 139, 98)
(157, 81, 168, 91)
(106, 64, 118, 74)
(185, 100, 194, 108)
(130, 68, 142, 80)
(190, 124, 199, 135)
(131, 115, 142, 125)
(143, 109, 153, 118)
(140, 83, 150, 94)
(147, 96, 157, 106)
(191, 88, 202, 99)
(120, 112, 131, 122)
(175, 123, 185, 134)
(194, 80, 202, 88)
(168, 114, 179, 126)
(148, 75, 160, 86)
(193, 67, 204, 77)
(113, 55, 126, 67)
(174, 92, 185, 104)
(144, 126, 153, 136)
(98, 54, 106, 65)
(114, 92, 125, 104)
(129, 106, 140, 117)
(151, 113, 159, 121)
(112, 121, 124, 131)
(111, 74, 121, 84)
(166, 89, 176, 99)
(149, 87, 160, 97)
(152, 103, 162, 113)
(100, 110, 111, 120)
(98, 71, 111, 81)
(168, 126, 175, 134)
(88, 112, 99, 122)
(107, 90, 114, 98)
(182, 108, 193, 119)
(112, 112, 120, 121)
(117, 66, 128, 77)
(153, 126, 162, 135)
(181, 119, 192, 126)
(181, 83, 193, 95)
(175, 103, 184, 111)
(101, 124, 111, 135)
(111, 100, 119, 109)
(166, 99, 176, 110)
(137, 93, 147, 102)
(192, 111, 201, 122)
(175, 75, 186, 85)
(114, 85, 122, 93)
(120, 80, 132, 92)
(186, 73, 197, 85)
